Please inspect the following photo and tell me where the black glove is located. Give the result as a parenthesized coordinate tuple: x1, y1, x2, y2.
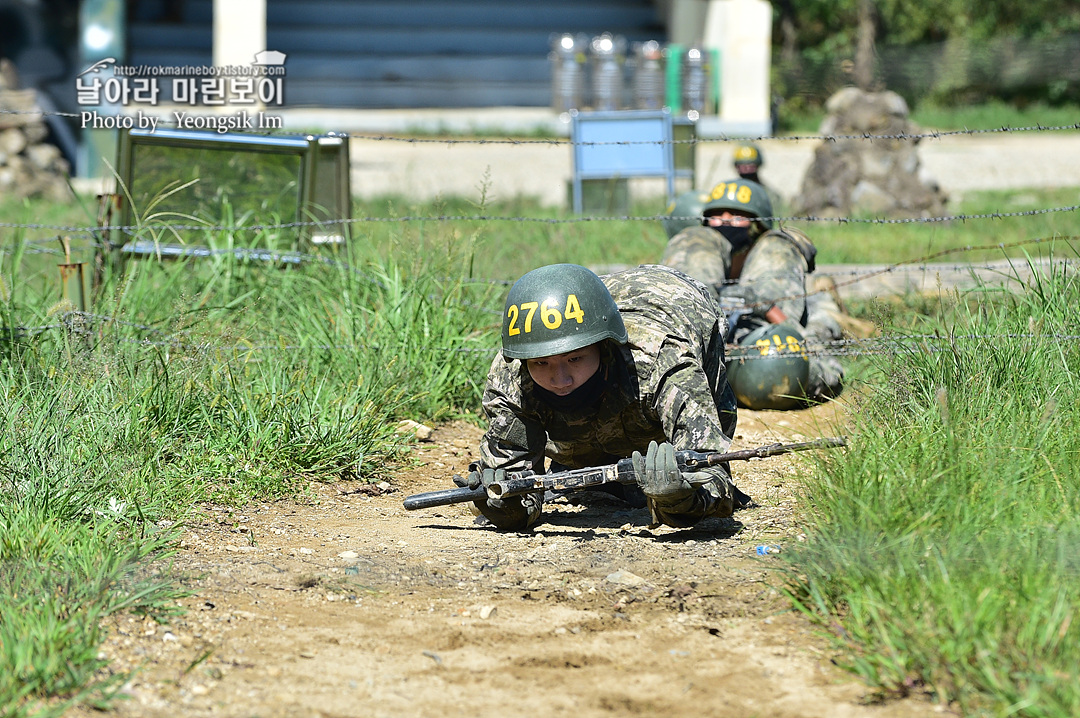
(631, 441, 695, 506)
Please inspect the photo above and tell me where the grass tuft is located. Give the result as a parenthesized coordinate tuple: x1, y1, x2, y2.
(782, 254, 1080, 715)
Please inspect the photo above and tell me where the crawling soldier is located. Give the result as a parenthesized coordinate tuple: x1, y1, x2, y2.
(456, 263, 746, 532)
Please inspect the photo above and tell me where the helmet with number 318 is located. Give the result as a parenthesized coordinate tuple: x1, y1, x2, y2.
(700, 178, 774, 253)
(702, 178, 773, 230)
(502, 264, 628, 360)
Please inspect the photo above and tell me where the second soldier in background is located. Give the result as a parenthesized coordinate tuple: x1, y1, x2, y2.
(661, 178, 845, 408)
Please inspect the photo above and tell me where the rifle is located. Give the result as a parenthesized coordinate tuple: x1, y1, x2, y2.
(402, 437, 846, 511)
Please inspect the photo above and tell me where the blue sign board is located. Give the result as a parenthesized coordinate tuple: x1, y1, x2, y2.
(571, 109, 676, 214)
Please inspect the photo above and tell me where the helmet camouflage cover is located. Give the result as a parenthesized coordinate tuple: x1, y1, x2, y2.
(502, 264, 628, 360)
(662, 189, 712, 239)
(702, 178, 774, 232)
(733, 143, 763, 169)
(725, 322, 810, 410)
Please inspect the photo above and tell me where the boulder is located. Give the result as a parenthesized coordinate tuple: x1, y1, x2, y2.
(0, 58, 72, 201)
(794, 87, 947, 219)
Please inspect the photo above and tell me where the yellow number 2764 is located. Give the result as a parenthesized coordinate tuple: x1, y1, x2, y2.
(507, 294, 586, 336)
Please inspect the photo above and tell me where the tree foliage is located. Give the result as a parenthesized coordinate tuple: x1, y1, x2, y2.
(773, 0, 1080, 109)
(783, 0, 1080, 49)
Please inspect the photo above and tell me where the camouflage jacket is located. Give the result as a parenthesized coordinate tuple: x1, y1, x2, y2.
(661, 226, 845, 404)
(724, 227, 814, 328)
(478, 264, 737, 477)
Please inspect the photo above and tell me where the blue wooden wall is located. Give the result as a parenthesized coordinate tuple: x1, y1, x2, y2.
(128, 0, 666, 108)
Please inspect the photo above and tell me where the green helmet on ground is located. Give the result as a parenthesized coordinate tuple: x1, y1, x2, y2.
(502, 264, 628, 360)
(733, 143, 763, 170)
(702, 178, 774, 234)
(725, 322, 810, 410)
(662, 190, 712, 239)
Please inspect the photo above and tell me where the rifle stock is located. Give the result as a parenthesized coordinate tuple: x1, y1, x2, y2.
(402, 436, 846, 512)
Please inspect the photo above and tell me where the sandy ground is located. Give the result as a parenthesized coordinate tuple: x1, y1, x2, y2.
(67, 403, 953, 718)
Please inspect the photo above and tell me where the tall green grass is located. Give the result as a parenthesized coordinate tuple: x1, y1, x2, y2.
(1, 358, 185, 717)
(0, 200, 501, 713)
(783, 254, 1080, 716)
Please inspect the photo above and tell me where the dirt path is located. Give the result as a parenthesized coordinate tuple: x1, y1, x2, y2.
(72, 404, 950, 718)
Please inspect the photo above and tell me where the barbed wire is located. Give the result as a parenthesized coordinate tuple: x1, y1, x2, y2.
(2, 203, 1079, 239)
(9, 233, 1077, 281)
(4, 235, 1076, 316)
(4, 311, 1077, 362)
(3, 106, 1078, 145)
(3, 115, 1078, 337)
(346, 123, 1080, 145)
(3, 111, 1076, 372)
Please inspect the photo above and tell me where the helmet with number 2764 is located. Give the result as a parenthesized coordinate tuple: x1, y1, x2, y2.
(502, 264, 627, 360)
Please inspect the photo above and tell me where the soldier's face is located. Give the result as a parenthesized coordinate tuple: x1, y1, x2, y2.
(705, 210, 753, 228)
(526, 344, 601, 396)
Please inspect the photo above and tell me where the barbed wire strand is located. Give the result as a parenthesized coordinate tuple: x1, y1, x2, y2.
(6, 311, 1078, 362)
(3, 203, 1079, 238)
(5, 246, 1072, 282)
(4, 235, 1077, 315)
(2, 204, 1080, 244)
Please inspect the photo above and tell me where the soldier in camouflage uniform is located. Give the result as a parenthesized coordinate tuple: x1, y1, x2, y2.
(661, 177, 844, 403)
(456, 263, 745, 532)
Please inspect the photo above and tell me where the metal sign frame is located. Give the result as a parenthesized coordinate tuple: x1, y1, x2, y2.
(570, 109, 676, 214)
(113, 128, 351, 256)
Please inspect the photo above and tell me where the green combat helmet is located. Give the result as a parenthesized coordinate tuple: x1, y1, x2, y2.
(662, 189, 712, 239)
(733, 143, 763, 170)
(725, 322, 810, 410)
(502, 264, 628, 360)
(702, 178, 774, 244)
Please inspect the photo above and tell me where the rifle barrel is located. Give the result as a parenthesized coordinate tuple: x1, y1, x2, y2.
(682, 436, 847, 469)
(402, 484, 487, 511)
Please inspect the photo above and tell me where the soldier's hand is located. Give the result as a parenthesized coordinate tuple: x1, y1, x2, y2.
(461, 467, 506, 492)
(631, 441, 693, 504)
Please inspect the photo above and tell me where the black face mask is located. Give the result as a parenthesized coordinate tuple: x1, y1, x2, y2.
(717, 224, 754, 252)
(532, 364, 607, 412)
